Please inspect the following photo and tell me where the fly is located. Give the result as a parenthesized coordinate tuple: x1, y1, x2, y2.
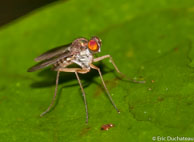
(27, 36, 145, 123)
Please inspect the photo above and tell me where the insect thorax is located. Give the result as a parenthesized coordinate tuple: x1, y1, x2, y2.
(72, 48, 93, 69)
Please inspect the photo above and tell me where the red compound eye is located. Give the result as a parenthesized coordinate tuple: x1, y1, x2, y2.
(88, 40, 99, 51)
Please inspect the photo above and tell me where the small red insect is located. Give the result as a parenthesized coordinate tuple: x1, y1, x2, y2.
(101, 123, 114, 131)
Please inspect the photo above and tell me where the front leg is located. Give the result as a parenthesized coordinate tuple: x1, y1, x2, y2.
(93, 55, 145, 83)
(93, 55, 120, 73)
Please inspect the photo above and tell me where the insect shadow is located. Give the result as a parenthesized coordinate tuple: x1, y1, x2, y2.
(30, 62, 116, 89)
(30, 62, 120, 113)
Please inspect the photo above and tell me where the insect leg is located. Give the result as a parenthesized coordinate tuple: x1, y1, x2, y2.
(75, 71, 88, 124)
(93, 55, 145, 83)
(40, 70, 60, 117)
(58, 68, 89, 74)
(93, 55, 120, 72)
(90, 64, 120, 113)
(58, 68, 89, 123)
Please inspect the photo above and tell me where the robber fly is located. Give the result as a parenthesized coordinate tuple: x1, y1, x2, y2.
(28, 36, 144, 123)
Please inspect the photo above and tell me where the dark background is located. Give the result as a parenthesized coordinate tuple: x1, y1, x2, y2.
(0, 0, 56, 26)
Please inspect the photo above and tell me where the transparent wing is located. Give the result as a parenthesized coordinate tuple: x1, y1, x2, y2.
(27, 52, 72, 72)
(35, 43, 71, 62)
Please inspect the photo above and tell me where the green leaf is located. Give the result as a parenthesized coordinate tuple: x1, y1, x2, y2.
(1, 0, 194, 141)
